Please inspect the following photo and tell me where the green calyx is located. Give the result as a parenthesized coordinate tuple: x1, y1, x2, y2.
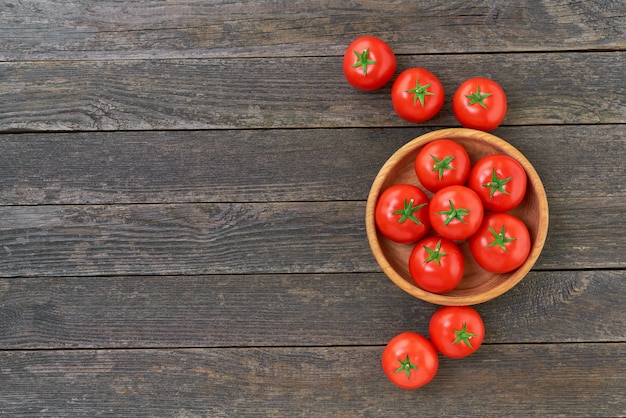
(394, 354, 419, 379)
(351, 48, 376, 75)
(483, 168, 512, 198)
(423, 239, 447, 265)
(452, 322, 477, 348)
(465, 86, 491, 109)
(431, 154, 456, 180)
(436, 200, 471, 225)
(488, 225, 517, 251)
(393, 198, 427, 225)
(406, 77, 434, 106)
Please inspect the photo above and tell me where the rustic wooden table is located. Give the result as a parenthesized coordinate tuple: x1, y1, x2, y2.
(1, 1, 625, 416)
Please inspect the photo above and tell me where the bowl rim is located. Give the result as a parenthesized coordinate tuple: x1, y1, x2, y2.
(365, 128, 549, 305)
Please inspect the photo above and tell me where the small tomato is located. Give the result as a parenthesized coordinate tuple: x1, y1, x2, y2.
(429, 185, 484, 241)
(469, 213, 531, 273)
(381, 332, 439, 390)
(375, 184, 430, 243)
(415, 139, 471, 192)
(409, 236, 464, 294)
(343, 36, 396, 91)
(429, 306, 485, 359)
(468, 154, 527, 212)
(391, 68, 444, 123)
(453, 77, 507, 131)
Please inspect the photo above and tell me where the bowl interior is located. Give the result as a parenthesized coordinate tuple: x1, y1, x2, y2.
(365, 128, 549, 305)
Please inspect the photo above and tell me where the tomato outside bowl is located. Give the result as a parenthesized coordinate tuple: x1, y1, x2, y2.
(365, 128, 549, 305)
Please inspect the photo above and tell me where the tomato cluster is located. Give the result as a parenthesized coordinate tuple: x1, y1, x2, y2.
(375, 139, 531, 293)
(345, 36, 527, 391)
(382, 306, 485, 389)
(343, 36, 507, 130)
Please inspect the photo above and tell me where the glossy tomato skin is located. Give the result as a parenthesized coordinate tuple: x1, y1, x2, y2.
(429, 306, 485, 359)
(469, 213, 531, 273)
(453, 78, 507, 131)
(468, 154, 527, 212)
(375, 184, 430, 243)
(381, 332, 439, 390)
(415, 139, 471, 192)
(343, 36, 396, 91)
(409, 236, 464, 294)
(391, 68, 444, 123)
(429, 185, 484, 241)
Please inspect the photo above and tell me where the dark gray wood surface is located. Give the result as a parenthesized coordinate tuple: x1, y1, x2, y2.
(1, 1, 625, 416)
(1, 52, 624, 131)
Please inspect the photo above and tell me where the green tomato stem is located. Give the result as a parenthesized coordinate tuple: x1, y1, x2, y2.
(482, 168, 512, 198)
(405, 77, 434, 106)
(436, 200, 470, 225)
(423, 239, 447, 265)
(431, 155, 456, 180)
(465, 86, 491, 109)
(452, 322, 478, 348)
(393, 198, 427, 225)
(351, 48, 376, 76)
(488, 225, 517, 251)
(394, 354, 419, 379)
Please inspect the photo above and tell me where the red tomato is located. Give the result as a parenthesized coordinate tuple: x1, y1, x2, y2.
(391, 68, 444, 123)
(409, 236, 464, 294)
(343, 36, 396, 91)
(415, 139, 471, 192)
(469, 213, 531, 273)
(429, 306, 485, 359)
(375, 184, 430, 243)
(429, 185, 484, 241)
(453, 77, 507, 131)
(468, 154, 528, 212)
(381, 332, 439, 390)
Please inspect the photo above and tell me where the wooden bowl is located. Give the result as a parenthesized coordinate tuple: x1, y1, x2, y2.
(365, 128, 549, 305)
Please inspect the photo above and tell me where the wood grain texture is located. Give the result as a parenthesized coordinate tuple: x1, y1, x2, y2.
(1, 0, 624, 61)
(1, 1, 624, 415)
(0, 270, 623, 349)
(0, 201, 369, 277)
(1, 344, 624, 416)
(0, 197, 624, 278)
(1, 52, 624, 132)
(1, 125, 623, 205)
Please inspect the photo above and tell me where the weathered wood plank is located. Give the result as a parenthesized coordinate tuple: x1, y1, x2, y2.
(0, 198, 623, 278)
(0, 344, 624, 416)
(0, 201, 370, 277)
(1, 2, 622, 416)
(0, 270, 623, 349)
(540, 197, 626, 269)
(0, 125, 623, 205)
(1, 52, 624, 132)
(1, 0, 624, 61)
